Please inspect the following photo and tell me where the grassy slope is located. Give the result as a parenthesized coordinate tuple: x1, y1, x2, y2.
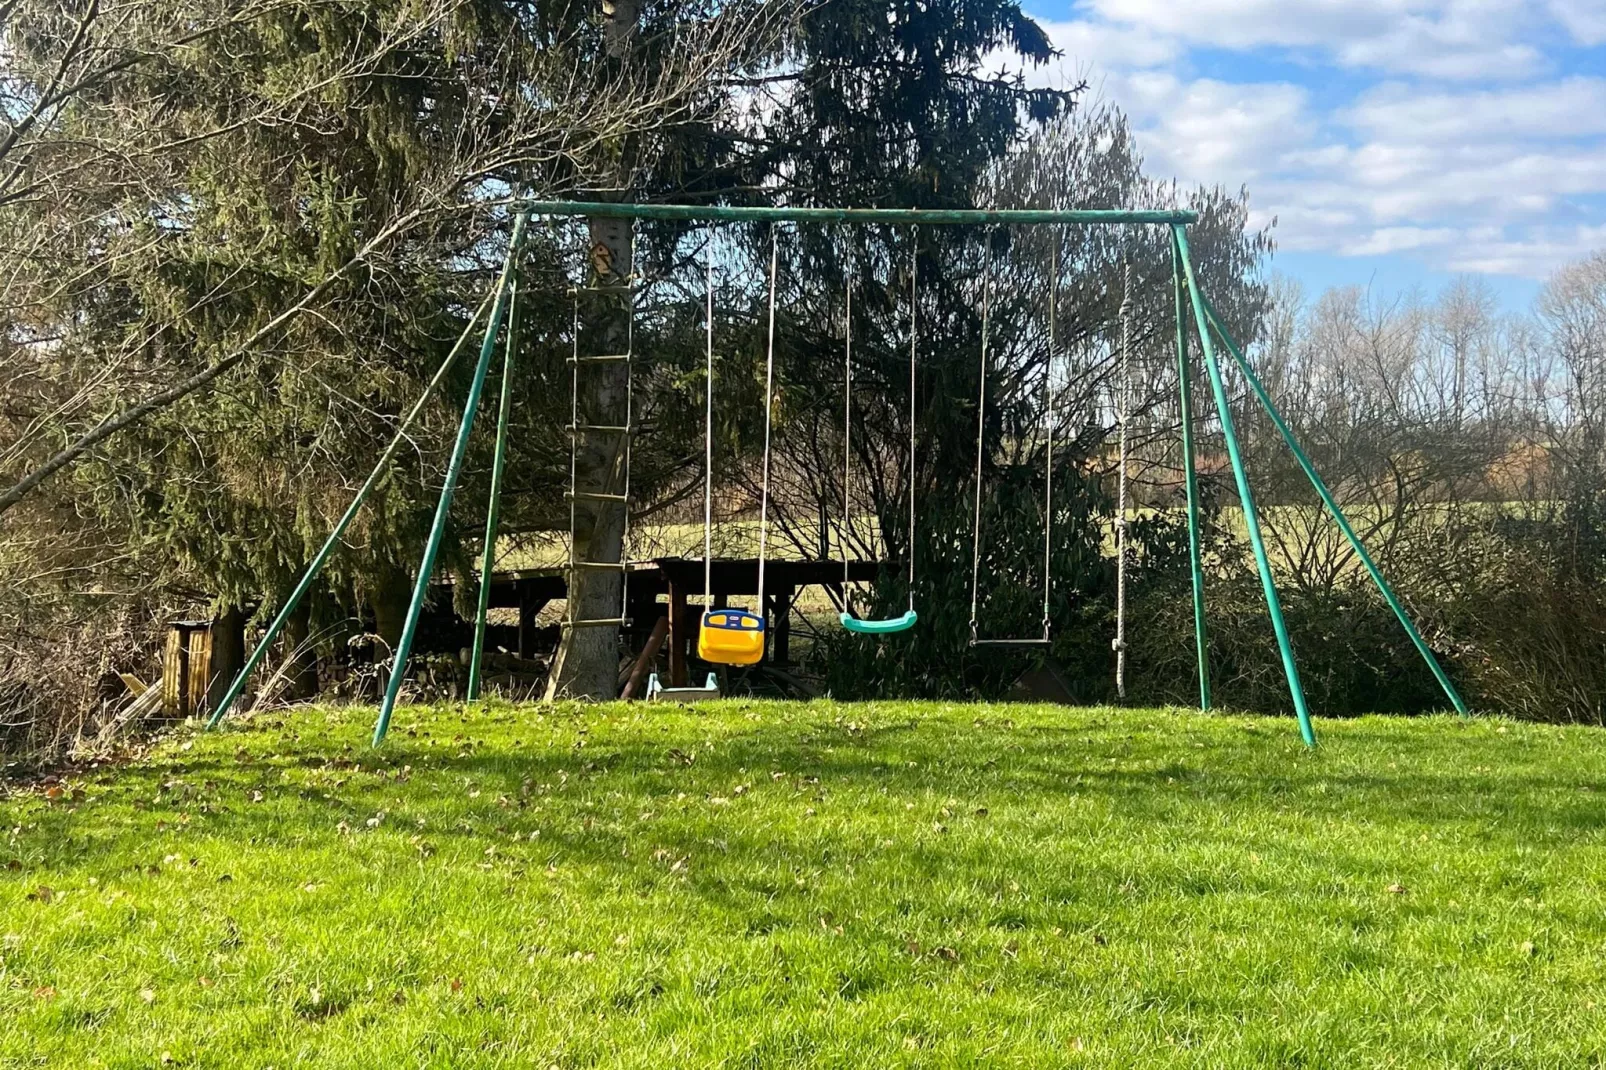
(3, 702, 1605, 1068)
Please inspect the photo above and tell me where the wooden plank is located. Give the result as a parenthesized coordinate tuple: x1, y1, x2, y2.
(653, 557, 879, 595)
(620, 615, 670, 700)
(185, 628, 211, 719)
(161, 627, 188, 718)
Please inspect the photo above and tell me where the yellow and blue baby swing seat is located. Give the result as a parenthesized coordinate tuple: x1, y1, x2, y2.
(697, 608, 766, 665)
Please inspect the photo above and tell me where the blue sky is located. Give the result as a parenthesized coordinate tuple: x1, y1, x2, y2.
(1009, 0, 1606, 309)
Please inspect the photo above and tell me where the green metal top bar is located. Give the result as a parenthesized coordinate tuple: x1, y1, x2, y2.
(519, 200, 1197, 226)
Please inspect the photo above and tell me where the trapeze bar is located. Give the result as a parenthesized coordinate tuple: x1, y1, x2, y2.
(520, 200, 1198, 226)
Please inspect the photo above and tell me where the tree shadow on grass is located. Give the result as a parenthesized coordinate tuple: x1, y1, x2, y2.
(14, 708, 1605, 921)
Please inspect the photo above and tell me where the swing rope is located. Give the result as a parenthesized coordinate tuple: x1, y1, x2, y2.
(967, 234, 991, 644)
(841, 256, 853, 603)
(968, 229, 1054, 646)
(838, 227, 919, 634)
(1113, 258, 1133, 699)
(755, 226, 778, 616)
(1041, 232, 1059, 637)
(704, 235, 716, 605)
(907, 227, 917, 612)
(683, 227, 768, 673)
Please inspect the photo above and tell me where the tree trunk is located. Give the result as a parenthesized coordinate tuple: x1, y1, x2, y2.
(206, 606, 246, 716)
(280, 596, 320, 700)
(369, 564, 411, 692)
(542, 0, 639, 701)
(545, 214, 632, 700)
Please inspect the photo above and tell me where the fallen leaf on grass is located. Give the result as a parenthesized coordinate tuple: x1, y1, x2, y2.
(27, 886, 53, 903)
(449, 978, 463, 992)
(934, 946, 960, 963)
(1387, 883, 1408, 895)
(33, 985, 56, 1000)
(139, 988, 156, 1003)
(1521, 940, 1537, 956)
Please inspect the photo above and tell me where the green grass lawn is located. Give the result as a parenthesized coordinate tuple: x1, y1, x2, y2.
(4, 702, 1605, 1068)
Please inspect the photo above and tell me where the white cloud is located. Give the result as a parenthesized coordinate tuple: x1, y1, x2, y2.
(1109, 73, 1311, 185)
(1019, 5, 1606, 278)
(1339, 226, 1460, 255)
(1345, 78, 1606, 143)
(1033, 18, 1182, 70)
(1442, 223, 1606, 275)
(1549, 0, 1606, 44)
(1082, 0, 1550, 79)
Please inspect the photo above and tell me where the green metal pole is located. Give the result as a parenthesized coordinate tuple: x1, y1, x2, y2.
(467, 273, 520, 701)
(205, 289, 497, 730)
(374, 211, 529, 746)
(1172, 236, 1211, 711)
(1200, 296, 1470, 718)
(1173, 226, 1316, 747)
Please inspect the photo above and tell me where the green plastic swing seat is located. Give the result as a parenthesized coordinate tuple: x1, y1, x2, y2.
(839, 609, 918, 634)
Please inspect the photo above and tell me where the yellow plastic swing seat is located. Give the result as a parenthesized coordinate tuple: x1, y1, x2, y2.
(697, 608, 765, 665)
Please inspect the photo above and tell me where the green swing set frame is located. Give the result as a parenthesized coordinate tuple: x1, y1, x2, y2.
(202, 200, 1468, 747)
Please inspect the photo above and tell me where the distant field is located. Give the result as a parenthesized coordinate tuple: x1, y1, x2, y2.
(5, 702, 1605, 1067)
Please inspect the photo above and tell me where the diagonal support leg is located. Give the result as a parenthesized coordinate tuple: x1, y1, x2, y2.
(374, 211, 530, 745)
(1172, 235, 1211, 710)
(1173, 225, 1316, 747)
(204, 289, 498, 730)
(1199, 295, 1470, 718)
(468, 273, 522, 701)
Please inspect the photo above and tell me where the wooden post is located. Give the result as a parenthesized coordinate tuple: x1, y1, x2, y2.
(774, 586, 793, 665)
(621, 615, 670, 699)
(668, 581, 688, 687)
(517, 586, 541, 658)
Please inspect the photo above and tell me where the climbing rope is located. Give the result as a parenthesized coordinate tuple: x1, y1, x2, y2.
(1113, 259, 1133, 699)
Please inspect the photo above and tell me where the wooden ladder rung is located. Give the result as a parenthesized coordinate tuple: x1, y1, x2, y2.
(566, 490, 628, 503)
(564, 617, 632, 628)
